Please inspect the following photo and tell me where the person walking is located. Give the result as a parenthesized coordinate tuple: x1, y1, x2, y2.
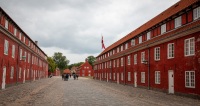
(73, 74, 76, 80)
(76, 74, 79, 80)
(66, 74, 69, 81)
(62, 74, 64, 80)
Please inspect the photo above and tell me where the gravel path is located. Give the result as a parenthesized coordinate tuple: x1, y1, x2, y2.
(0, 76, 199, 106)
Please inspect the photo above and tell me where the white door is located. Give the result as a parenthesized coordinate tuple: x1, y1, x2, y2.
(117, 73, 119, 84)
(23, 70, 25, 83)
(168, 70, 174, 94)
(2, 67, 6, 89)
(134, 72, 137, 87)
(107, 73, 108, 82)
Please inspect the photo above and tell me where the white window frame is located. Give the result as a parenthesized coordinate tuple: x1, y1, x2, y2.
(117, 59, 119, 67)
(14, 28, 17, 36)
(5, 19, 8, 29)
(10, 66, 14, 79)
(12, 45, 15, 58)
(139, 36, 142, 44)
(127, 55, 130, 65)
(184, 37, 195, 56)
(19, 33, 22, 40)
(24, 51, 27, 62)
(175, 16, 182, 28)
(141, 72, 145, 83)
(121, 72, 123, 81)
(168, 43, 174, 59)
(121, 58, 123, 66)
(121, 45, 123, 51)
(154, 47, 160, 61)
(141, 52, 145, 63)
(185, 71, 195, 88)
(113, 60, 115, 67)
(134, 54, 137, 64)
(117, 47, 119, 53)
(20, 49, 22, 60)
(125, 43, 128, 49)
(19, 67, 21, 78)
(155, 71, 160, 84)
(161, 24, 166, 34)
(28, 53, 30, 63)
(131, 39, 135, 46)
(193, 6, 200, 20)
(128, 72, 131, 81)
(147, 32, 151, 40)
(4, 40, 9, 55)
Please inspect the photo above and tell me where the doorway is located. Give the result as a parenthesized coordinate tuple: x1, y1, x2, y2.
(134, 72, 137, 87)
(168, 70, 174, 94)
(2, 67, 6, 89)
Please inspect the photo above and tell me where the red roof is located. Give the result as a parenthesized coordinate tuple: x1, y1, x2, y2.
(63, 69, 71, 74)
(98, 0, 198, 57)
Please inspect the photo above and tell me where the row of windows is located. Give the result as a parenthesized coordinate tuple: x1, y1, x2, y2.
(96, 71, 195, 88)
(97, 37, 195, 69)
(97, 6, 200, 62)
(4, 39, 46, 67)
(2, 14, 46, 59)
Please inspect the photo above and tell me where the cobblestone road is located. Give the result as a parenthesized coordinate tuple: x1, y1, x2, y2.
(0, 76, 199, 106)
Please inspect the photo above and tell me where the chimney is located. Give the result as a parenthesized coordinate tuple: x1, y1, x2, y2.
(35, 41, 38, 45)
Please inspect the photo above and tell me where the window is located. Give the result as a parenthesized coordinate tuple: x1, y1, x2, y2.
(141, 72, 145, 83)
(4, 40, 9, 55)
(110, 61, 111, 68)
(27, 69, 29, 78)
(147, 32, 151, 40)
(127, 55, 130, 65)
(24, 51, 27, 62)
(14, 28, 17, 36)
(128, 72, 131, 81)
(141, 52, 145, 63)
(28, 53, 30, 63)
(5, 19, 8, 29)
(154, 47, 160, 61)
(175, 16, 182, 28)
(121, 45, 123, 51)
(82, 70, 84, 73)
(104, 73, 106, 78)
(185, 37, 195, 56)
(125, 43, 128, 49)
(134, 54, 137, 64)
(161, 24, 166, 34)
(28, 41, 30, 46)
(20, 49, 22, 60)
(11, 45, 15, 58)
(121, 58, 123, 66)
(117, 59, 119, 67)
(155, 71, 160, 84)
(113, 60, 115, 67)
(24, 36, 26, 43)
(131, 39, 135, 46)
(193, 6, 200, 20)
(168, 43, 174, 59)
(185, 71, 195, 88)
(10, 66, 14, 79)
(19, 33, 22, 40)
(121, 72, 123, 81)
(139, 36, 142, 44)
(19, 67, 21, 78)
(117, 47, 119, 53)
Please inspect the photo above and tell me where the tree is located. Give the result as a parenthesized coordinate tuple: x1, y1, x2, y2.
(52, 52, 70, 71)
(87, 55, 96, 67)
(47, 57, 57, 73)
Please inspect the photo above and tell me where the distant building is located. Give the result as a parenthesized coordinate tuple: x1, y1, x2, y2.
(71, 66, 78, 74)
(94, 0, 200, 98)
(0, 7, 48, 89)
(77, 59, 94, 77)
(53, 68, 60, 76)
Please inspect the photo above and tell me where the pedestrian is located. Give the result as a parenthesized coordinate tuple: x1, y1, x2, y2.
(70, 74, 71, 78)
(73, 74, 76, 80)
(66, 74, 69, 81)
(76, 74, 79, 80)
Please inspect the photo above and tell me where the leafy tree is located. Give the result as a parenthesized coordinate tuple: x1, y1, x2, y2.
(52, 52, 70, 71)
(47, 57, 57, 73)
(68, 62, 84, 69)
(87, 55, 96, 67)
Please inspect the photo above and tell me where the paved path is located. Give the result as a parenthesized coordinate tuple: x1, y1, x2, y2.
(0, 76, 199, 106)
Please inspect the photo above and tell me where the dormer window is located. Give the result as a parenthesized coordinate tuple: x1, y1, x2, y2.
(131, 39, 135, 46)
(175, 16, 182, 28)
(139, 36, 142, 44)
(193, 6, 200, 20)
(147, 32, 151, 40)
(5, 19, 8, 29)
(161, 24, 166, 34)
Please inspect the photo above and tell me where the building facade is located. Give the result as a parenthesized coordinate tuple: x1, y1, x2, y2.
(94, 0, 200, 98)
(77, 59, 94, 77)
(0, 7, 48, 89)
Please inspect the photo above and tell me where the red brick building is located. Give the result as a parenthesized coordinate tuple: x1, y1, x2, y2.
(94, 0, 200, 98)
(77, 59, 94, 77)
(0, 7, 48, 89)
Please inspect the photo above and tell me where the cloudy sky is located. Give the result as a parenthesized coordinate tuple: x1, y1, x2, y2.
(0, 0, 179, 64)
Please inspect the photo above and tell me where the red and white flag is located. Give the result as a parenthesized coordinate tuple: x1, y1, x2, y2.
(101, 36, 106, 50)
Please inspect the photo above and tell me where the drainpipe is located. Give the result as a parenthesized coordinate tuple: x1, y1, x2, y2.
(148, 48, 150, 90)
